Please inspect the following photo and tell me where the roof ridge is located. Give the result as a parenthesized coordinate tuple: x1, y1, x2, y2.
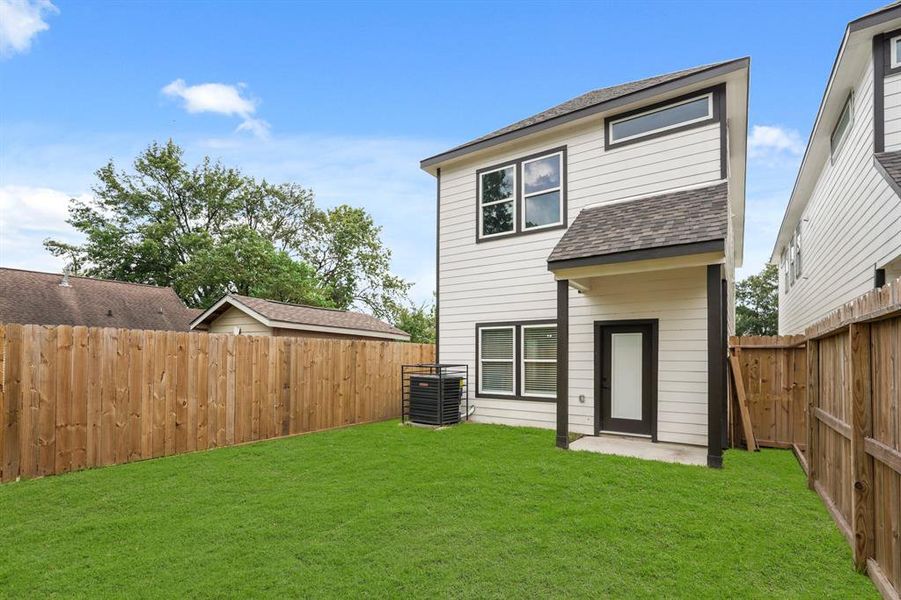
(232, 294, 348, 313)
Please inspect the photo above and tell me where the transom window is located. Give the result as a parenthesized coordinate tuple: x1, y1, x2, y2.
(476, 148, 566, 241)
(477, 322, 557, 399)
(830, 93, 853, 157)
(608, 93, 714, 145)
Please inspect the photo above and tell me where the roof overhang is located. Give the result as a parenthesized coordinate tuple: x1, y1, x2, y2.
(550, 248, 725, 282)
(190, 295, 411, 341)
(771, 3, 901, 262)
(420, 57, 750, 174)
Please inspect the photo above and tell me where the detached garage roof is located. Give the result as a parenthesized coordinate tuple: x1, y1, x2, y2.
(0, 267, 200, 330)
(547, 182, 728, 270)
(190, 294, 410, 341)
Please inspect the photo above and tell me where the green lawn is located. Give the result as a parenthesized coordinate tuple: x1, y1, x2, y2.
(0, 421, 876, 598)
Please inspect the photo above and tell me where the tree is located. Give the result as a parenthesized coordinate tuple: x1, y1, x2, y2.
(393, 300, 435, 344)
(45, 140, 410, 317)
(736, 263, 779, 335)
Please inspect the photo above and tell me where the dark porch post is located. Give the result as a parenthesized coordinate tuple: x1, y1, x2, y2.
(556, 279, 569, 449)
(706, 264, 724, 468)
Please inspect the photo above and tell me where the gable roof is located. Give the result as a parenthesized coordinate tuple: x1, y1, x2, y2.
(771, 2, 901, 261)
(420, 57, 749, 169)
(191, 294, 410, 341)
(0, 267, 200, 331)
(547, 183, 728, 269)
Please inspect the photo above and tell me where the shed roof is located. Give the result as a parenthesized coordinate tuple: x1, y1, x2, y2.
(547, 183, 728, 269)
(191, 294, 410, 340)
(0, 267, 200, 330)
(874, 151, 901, 195)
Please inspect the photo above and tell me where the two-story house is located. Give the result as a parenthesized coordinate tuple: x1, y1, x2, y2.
(421, 58, 749, 468)
(773, 3, 901, 334)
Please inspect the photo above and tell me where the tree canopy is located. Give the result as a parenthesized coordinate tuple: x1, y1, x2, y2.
(736, 263, 779, 336)
(46, 140, 412, 322)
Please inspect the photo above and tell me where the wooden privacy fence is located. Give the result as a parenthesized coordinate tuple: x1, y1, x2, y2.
(0, 324, 434, 482)
(805, 282, 900, 599)
(729, 335, 807, 451)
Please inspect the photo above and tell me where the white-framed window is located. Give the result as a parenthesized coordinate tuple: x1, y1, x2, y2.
(521, 152, 563, 231)
(521, 324, 557, 397)
(608, 93, 713, 145)
(891, 35, 901, 69)
(478, 325, 515, 395)
(830, 92, 853, 157)
(789, 235, 797, 286)
(794, 224, 802, 280)
(479, 164, 516, 238)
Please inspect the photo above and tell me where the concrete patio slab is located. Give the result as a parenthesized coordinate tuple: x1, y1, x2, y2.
(569, 434, 707, 466)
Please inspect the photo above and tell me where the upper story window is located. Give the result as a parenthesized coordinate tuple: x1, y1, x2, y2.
(830, 92, 853, 158)
(892, 35, 901, 69)
(606, 89, 717, 149)
(793, 225, 802, 280)
(476, 148, 566, 242)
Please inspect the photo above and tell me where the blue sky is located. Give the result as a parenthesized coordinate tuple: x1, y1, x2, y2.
(0, 0, 887, 305)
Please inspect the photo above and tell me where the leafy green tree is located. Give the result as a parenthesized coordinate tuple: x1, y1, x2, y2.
(394, 300, 435, 344)
(45, 140, 410, 317)
(736, 263, 779, 335)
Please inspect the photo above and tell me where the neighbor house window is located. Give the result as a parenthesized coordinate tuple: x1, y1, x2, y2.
(522, 152, 563, 230)
(794, 225, 802, 280)
(477, 321, 557, 399)
(830, 93, 853, 157)
(521, 324, 557, 397)
(478, 326, 515, 395)
(608, 92, 714, 145)
(789, 236, 796, 286)
(892, 35, 901, 69)
(479, 165, 516, 237)
(476, 148, 567, 241)
(781, 249, 789, 293)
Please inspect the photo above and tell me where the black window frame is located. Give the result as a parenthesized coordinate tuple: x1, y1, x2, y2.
(604, 84, 724, 150)
(475, 320, 557, 402)
(475, 146, 568, 243)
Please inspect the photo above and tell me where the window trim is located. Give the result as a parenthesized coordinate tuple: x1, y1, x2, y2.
(521, 151, 565, 232)
(474, 147, 568, 243)
(477, 164, 517, 240)
(830, 91, 854, 159)
(520, 323, 558, 398)
(475, 320, 557, 402)
(604, 84, 724, 150)
(608, 93, 713, 145)
(892, 34, 901, 70)
(476, 325, 515, 396)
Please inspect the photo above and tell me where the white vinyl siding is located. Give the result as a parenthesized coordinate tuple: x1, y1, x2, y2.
(438, 103, 726, 440)
(780, 57, 901, 333)
(884, 70, 901, 150)
(206, 306, 272, 335)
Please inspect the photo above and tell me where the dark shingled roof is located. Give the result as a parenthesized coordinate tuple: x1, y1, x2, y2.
(219, 294, 409, 339)
(547, 183, 728, 265)
(874, 151, 901, 195)
(0, 268, 200, 330)
(424, 59, 743, 165)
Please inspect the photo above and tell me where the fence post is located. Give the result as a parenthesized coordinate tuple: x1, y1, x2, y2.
(849, 322, 874, 572)
(806, 337, 818, 491)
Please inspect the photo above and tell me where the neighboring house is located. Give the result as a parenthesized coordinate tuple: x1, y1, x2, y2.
(190, 294, 410, 342)
(0, 267, 200, 331)
(421, 58, 749, 467)
(772, 3, 901, 334)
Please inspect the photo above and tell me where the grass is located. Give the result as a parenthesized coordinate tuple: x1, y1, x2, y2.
(0, 421, 876, 599)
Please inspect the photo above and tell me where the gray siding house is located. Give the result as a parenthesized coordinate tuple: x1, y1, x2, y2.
(421, 59, 749, 467)
(774, 3, 901, 334)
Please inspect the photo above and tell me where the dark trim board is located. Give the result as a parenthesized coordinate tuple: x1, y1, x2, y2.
(875, 36, 887, 155)
(547, 239, 724, 272)
(435, 167, 441, 362)
(474, 319, 558, 403)
(475, 146, 568, 244)
(706, 264, 725, 468)
(556, 280, 569, 449)
(603, 84, 725, 151)
(879, 27, 901, 77)
(718, 85, 728, 179)
(592, 319, 659, 441)
(420, 58, 749, 168)
(850, 4, 901, 32)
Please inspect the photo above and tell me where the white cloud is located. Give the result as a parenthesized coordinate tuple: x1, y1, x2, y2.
(162, 79, 271, 139)
(748, 125, 805, 159)
(0, 0, 57, 58)
(0, 185, 87, 272)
